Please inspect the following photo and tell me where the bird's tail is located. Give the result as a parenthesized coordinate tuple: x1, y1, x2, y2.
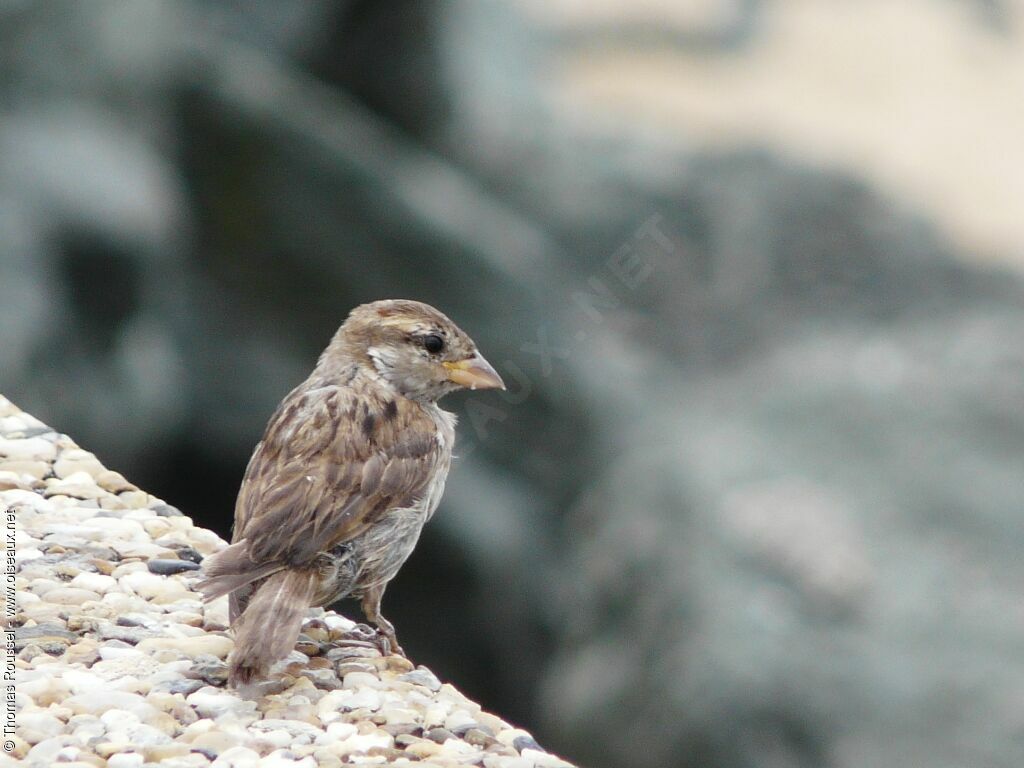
(228, 568, 319, 688)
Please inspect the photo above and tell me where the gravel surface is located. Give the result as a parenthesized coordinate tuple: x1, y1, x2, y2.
(1, 394, 572, 768)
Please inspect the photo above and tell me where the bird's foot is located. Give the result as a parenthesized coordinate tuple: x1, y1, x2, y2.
(374, 628, 405, 658)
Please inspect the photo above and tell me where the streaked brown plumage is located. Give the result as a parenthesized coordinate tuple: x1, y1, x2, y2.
(198, 300, 504, 687)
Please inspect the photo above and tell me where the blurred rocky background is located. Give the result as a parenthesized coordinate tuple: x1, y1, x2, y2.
(4, 1, 1024, 766)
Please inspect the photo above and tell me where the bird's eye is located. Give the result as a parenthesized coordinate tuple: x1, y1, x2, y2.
(422, 334, 445, 354)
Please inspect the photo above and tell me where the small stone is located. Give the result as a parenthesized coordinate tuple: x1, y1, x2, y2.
(341, 671, 381, 689)
(26, 736, 76, 764)
(0, 469, 26, 489)
(176, 545, 203, 562)
(96, 470, 136, 493)
(379, 708, 421, 726)
(319, 721, 358, 742)
(340, 687, 381, 711)
(147, 558, 201, 575)
(14, 623, 78, 652)
(137, 635, 233, 660)
(152, 503, 185, 517)
(300, 667, 341, 690)
(188, 730, 242, 757)
(63, 639, 101, 666)
(301, 621, 329, 642)
(294, 634, 322, 656)
(99, 495, 128, 510)
(140, 517, 173, 539)
(422, 704, 448, 729)
(444, 709, 477, 731)
(393, 733, 422, 748)
(18, 642, 46, 661)
(465, 728, 498, 747)
(452, 722, 494, 738)
(70, 571, 118, 594)
(15, 545, 45, 563)
(44, 472, 107, 500)
(0, 459, 49, 479)
(90, 558, 118, 575)
(16, 709, 65, 743)
(119, 490, 150, 508)
(64, 691, 159, 719)
(0, 435, 57, 460)
(513, 735, 545, 753)
(325, 645, 379, 662)
(188, 656, 229, 685)
(425, 727, 456, 744)
(54, 561, 86, 579)
(106, 753, 145, 768)
(333, 662, 375, 678)
(404, 739, 443, 759)
(398, 668, 442, 692)
(111, 540, 177, 559)
(259, 751, 317, 768)
(96, 622, 157, 644)
(335, 729, 391, 756)
(121, 569, 184, 599)
(252, 719, 323, 740)
(54, 450, 106, 479)
(186, 688, 258, 720)
(143, 743, 193, 761)
(211, 745, 260, 768)
(43, 586, 101, 605)
(381, 655, 413, 673)
(379, 722, 422, 737)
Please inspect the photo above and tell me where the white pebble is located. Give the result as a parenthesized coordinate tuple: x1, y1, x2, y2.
(381, 707, 420, 725)
(26, 736, 74, 764)
(15, 546, 44, 563)
(187, 689, 258, 720)
(321, 613, 356, 632)
(0, 435, 57, 460)
(70, 571, 118, 594)
(317, 721, 357, 743)
(444, 709, 477, 731)
(70, 715, 106, 742)
(64, 670, 106, 696)
(98, 644, 146, 661)
(106, 722, 171, 747)
(54, 450, 106, 479)
(211, 745, 261, 768)
(337, 730, 391, 756)
(340, 688, 381, 711)
(17, 710, 64, 743)
(253, 729, 294, 750)
(64, 691, 158, 720)
(18, 675, 70, 704)
(259, 752, 316, 768)
(107, 753, 145, 768)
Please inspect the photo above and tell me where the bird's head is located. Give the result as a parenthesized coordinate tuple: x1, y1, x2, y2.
(328, 299, 505, 401)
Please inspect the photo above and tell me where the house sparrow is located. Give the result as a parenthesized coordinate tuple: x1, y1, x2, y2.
(199, 299, 504, 687)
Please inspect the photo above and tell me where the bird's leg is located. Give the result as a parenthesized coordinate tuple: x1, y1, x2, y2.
(360, 584, 405, 657)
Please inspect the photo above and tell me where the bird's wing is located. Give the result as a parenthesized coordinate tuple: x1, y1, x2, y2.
(233, 381, 446, 567)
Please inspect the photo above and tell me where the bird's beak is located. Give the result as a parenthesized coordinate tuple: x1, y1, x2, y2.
(443, 353, 505, 391)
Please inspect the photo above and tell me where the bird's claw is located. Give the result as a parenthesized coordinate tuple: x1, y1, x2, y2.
(374, 629, 405, 658)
